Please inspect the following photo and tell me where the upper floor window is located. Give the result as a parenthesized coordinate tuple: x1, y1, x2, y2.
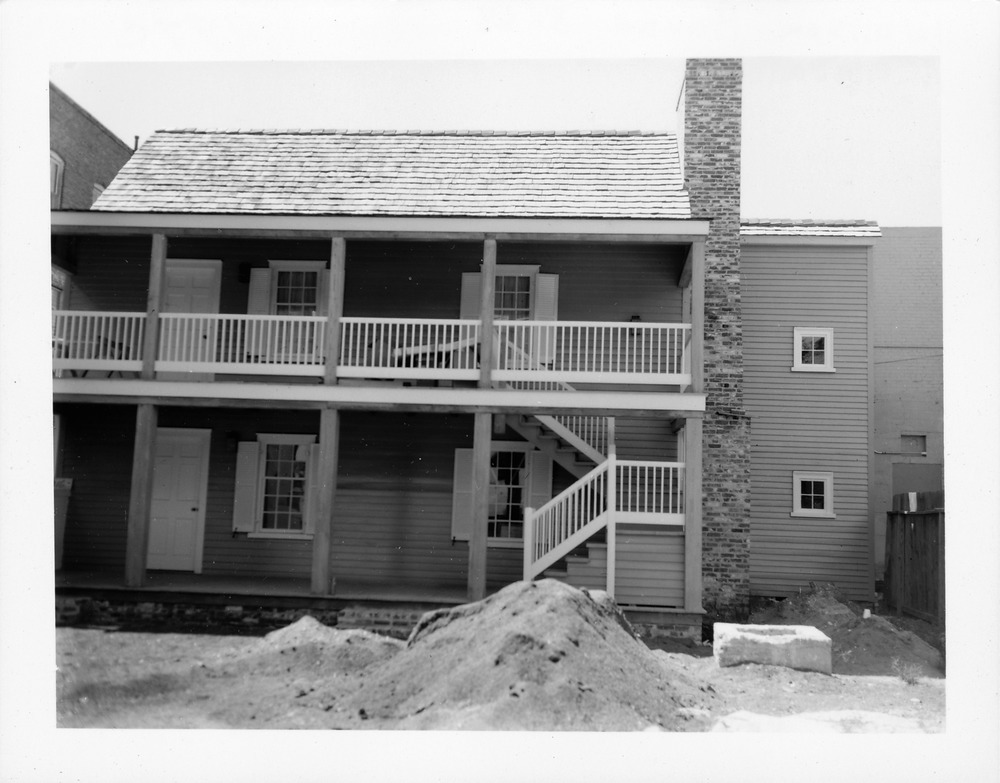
(792, 327, 835, 372)
(246, 260, 328, 316)
(50, 151, 65, 208)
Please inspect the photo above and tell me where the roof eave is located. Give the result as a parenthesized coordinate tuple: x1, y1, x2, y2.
(52, 211, 710, 241)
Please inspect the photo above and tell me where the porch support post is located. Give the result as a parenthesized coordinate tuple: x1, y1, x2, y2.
(683, 417, 703, 613)
(605, 452, 616, 597)
(311, 407, 340, 595)
(468, 412, 491, 601)
(684, 239, 705, 612)
(140, 234, 167, 379)
(125, 403, 158, 587)
(478, 237, 497, 388)
(690, 239, 706, 393)
(323, 237, 346, 385)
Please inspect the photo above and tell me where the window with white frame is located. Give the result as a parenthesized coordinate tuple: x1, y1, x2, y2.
(271, 261, 323, 315)
(450, 443, 552, 546)
(791, 471, 835, 518)
(50, 151, 65, 208)
(488, 450, 528, 541)
(493, 271, 534, 321)
(792, 327, 835, 372)
(233, 433, 317, 537)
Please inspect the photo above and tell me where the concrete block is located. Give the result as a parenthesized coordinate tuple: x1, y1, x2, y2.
(713, 623, 832, 674)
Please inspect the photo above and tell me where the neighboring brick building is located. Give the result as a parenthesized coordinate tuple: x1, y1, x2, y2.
(871, 227, 944, 579)
(49, 82, 132, 211)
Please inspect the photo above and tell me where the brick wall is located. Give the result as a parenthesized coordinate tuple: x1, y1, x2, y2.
(683, 59, 750, 620)
(50, 84, 133, 210)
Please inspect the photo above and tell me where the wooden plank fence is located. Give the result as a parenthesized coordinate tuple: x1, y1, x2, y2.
(883, 491, 945, 623)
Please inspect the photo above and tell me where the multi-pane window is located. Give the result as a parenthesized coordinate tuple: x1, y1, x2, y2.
(494, 275, 532, 321)
(792, 471, 835, 518)
(792, 328, 835, 372)
(259, 437, 310, 531)
(800, 335, 826, 367)
(274, 269, 320, 315)
(488, 450, 527, 540)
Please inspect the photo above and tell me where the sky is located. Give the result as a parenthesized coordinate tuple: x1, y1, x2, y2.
(49, 57, 941, 226)
(1, 2, 999, 781)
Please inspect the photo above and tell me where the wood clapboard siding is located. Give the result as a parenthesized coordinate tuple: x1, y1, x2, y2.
(615, 531, 685, 607)
(499, 242, 686, 323)
(613, 417, 678, 461)
(66, 236, 152, 312)
(742, 244, 873, 602)
(58, 404, 136, 570)
(158, 407, 321, 578)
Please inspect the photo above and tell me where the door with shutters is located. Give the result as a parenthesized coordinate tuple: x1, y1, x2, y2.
(159, 259, 222, 380)
(148, 428, 211, 572)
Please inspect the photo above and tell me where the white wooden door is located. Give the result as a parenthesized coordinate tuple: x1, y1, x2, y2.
(147, 428, 211, 572)
(160, 259, 222, 380)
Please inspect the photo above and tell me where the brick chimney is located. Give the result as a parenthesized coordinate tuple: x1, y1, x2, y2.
(683, 58, 750, 621)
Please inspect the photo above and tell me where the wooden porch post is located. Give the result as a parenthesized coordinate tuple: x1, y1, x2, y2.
(683, 417, 703, 612)
(140, 234, 167, 379)
(125, 403, 158, 587)
(606, 452, 616, 597)
(468, 412, 492, 601)
(478, 238, 497, 388)
(311, 407, 340, 595)
(690, 240, 706, 393)
(684, 239, 705, 613)
(323, 237, 346, 385)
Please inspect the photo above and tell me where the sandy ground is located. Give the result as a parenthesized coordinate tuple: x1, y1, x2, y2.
(56, 580, 945, 732)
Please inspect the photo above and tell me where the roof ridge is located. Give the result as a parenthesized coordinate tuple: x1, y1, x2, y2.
(154, 128, 676, 137)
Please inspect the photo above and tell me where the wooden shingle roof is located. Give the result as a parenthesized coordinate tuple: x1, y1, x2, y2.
(93, 130, 691, 220)
(741, 219, 881, 238)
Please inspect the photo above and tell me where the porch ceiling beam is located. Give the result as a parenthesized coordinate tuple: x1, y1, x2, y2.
(54, 380, 706, 416)
(51, 211, 710, 242)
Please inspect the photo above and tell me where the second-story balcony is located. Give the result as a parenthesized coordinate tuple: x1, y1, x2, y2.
(53, 311, 692, 387)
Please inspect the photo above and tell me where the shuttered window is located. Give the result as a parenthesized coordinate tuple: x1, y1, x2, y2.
(246, 261, 329, 316)
(450, 445, 552, 545)
(232, 434, 319, 537)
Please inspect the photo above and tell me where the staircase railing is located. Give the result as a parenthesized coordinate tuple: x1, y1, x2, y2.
(499, 335, 609, 462)
(524, 456, 685, 594)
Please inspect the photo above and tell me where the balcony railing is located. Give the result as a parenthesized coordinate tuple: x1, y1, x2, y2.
(52, 311, 692, 386)
(52, 311, 145, 376)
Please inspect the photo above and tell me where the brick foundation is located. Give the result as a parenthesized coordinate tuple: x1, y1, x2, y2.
(684, 58, 751, 621)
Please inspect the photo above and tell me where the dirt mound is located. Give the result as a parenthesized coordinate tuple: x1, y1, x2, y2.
(749, 584, 943, 678)
(307, 579, 718, 730)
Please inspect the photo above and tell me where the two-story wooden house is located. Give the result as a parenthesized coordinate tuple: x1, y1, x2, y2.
(52, 60, 879, 636)
(52, 125, 714, 635)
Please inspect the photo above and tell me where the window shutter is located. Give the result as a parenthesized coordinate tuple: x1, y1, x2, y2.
(232, 442, 260, 533)
(247, 269, 272, 314)
(528, 451, 553, 513)
(533, 273, 559, 366)
(451, 448, 475, 542)
(317, 268, 330, 316)
(459, 273, 481, 319)
(305, 443, 322, 534)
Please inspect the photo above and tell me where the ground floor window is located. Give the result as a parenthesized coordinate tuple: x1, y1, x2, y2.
(488, 450, 527, 541)
(791, 471, 835, 518)
(233, 433, 318, 538)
